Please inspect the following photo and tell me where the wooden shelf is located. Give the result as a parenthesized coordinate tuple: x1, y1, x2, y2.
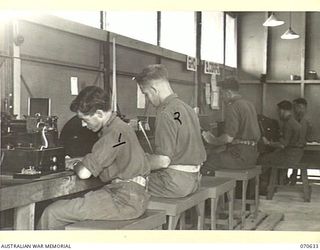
(266, 80, 302, 84)
(305, 80, 320, 84)
(238, 80, 261, 85)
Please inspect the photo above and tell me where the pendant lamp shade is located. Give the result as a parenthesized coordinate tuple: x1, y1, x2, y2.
(263, 13, 284, 27)
(281, 27, 300, 39)
(281, 13, 300, 40)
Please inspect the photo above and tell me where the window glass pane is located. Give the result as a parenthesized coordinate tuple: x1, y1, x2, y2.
(106, 11, 157, 45)
(201, 11, 224, 63)
(51, 11, 101, 29)
(225, 14, 237, 68)
(160, 11, 196, 57)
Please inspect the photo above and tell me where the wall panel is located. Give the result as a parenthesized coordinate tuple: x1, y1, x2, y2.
(21, 61, 103, 130)
(238, 12, 265, 80)
(306, 12, 320, 76)
(305, 85, 320, 140)
(19, 21, 102, 68)
(264, 84, 300, 119)
(268, 12, 304, 80)
(115, 45, 157, 74)
(239, 84, 262, 114)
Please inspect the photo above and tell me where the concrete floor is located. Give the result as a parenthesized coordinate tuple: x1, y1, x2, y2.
(258, 182, 320, 231)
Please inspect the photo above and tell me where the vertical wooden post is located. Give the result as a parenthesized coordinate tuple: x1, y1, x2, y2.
(195, 11, 202, 110)
(12, 20, 21, 118)
(112, 37, 117, 112)
(262, 12, 269, 116)
(156, 11, 162, 64)
(300, 12, 306, 98)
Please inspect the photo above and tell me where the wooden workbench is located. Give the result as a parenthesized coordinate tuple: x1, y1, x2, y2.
(0, 171, 105, 230)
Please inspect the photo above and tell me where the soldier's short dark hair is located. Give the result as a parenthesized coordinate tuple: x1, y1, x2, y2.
(277, 100, 292, 111)
(293, 98, 308, 106)
(134, 64, 169, 86)
(70, 86, 110, 115)
(218, 77, 239, 91)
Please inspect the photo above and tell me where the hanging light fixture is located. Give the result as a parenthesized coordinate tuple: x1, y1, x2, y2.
(281, 12, 300, 39)
(263, 12, 284, 27)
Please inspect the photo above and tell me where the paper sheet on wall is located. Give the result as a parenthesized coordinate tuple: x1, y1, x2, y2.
(211, 74, 217, 89)
(205, 83, 211, 105)
(211, 89, 219, 110)
(137, 84, 145, 109)
(70, 77, 78, 95)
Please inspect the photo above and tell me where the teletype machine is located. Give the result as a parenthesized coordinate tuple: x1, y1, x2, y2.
(1, 112, 65, 178)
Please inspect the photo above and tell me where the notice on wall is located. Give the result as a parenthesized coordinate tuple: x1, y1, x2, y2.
(211, 88, 220, 110)
(70, 77, 78, 95)
(137, 84, 145, 109)
(205, 83, 211, 105)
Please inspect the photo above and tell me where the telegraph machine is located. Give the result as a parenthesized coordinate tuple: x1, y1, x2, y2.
(1, 113, 65, 177)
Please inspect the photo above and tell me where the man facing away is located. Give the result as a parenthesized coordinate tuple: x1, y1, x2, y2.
(37, 86, 150, 230)
(201, 78, 261, 174)
(259, 100, 304, 187)
(135, 64, 206, 198)
(290, 98, 312, 184)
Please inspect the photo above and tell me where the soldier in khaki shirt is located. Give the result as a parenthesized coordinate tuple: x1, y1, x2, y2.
(290, 98, 312, 184)
(202, 78, 261, 174)
(259, 100, 304, 188)
(135, 64, 206, 198)
(37, 86, 150, 230)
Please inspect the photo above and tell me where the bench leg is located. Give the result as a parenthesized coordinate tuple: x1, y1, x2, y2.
(168, 215, 180, 230)
(210, 198, 218, 230)
(179, 212, 186, 229)
(267, 167, 278, 200)
(301, 169, 311, 202)
(227, 188, 234, 230)
(254, 174, 260, 219)
(196, 201, 205, 230)
(241, 180, 248, 229)
(13, 203, 35, 230)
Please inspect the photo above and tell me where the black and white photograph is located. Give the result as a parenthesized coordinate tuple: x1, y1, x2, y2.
(0, 6, 320, 248)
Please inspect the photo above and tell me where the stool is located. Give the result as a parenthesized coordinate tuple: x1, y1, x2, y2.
(147, 188, 208, 230)
(65, 210, 166, 230)
(215, 165, 262, 229)
(201, 176, 236, 230)
(267, 163, 311, 202)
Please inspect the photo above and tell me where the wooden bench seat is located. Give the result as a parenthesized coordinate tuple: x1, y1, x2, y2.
(147, 188, 208, 230)
(215, 165, 262, 229)
(200, 176, 236, 230)
(65, 210, 166, 230)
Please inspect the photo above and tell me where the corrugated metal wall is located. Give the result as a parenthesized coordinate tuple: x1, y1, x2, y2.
(0, 15, 224, 133)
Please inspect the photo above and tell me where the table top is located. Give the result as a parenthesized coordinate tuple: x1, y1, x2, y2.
(305, 144, 320, 151)
(0, 171, 105, 212)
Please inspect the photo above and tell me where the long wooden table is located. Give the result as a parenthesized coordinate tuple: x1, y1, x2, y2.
(301, 144, 320, 168)
(0, 171, 105, 230)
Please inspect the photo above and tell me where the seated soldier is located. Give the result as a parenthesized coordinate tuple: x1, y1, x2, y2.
(201, 78, 261, 174)
(135, 64, 206, 198)
(259, 100, 304, 189)
(37, 86, 150, 230)
(290, 98, 312, 184)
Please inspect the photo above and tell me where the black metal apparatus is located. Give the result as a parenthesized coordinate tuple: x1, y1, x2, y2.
(0, 113, 65, 176)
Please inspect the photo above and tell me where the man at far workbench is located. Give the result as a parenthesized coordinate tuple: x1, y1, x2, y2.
(290, 98, 313, 184)
(259, 100, 304, 189)
(135, 64, 206, 198)
(37, 86, 150, 230)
